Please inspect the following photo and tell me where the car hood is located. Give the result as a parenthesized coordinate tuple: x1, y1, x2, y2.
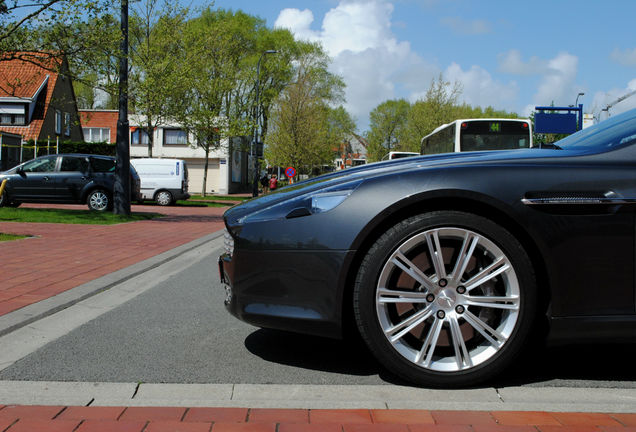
(224, 148, 572, 225)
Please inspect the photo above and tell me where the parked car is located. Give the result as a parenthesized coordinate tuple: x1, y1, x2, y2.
(0, 154, 141, 211)
(219, 107, 636, 387)
(130, 158, 190, 206)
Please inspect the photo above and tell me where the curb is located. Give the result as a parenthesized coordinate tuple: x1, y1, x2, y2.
(0, 230, 224, 337)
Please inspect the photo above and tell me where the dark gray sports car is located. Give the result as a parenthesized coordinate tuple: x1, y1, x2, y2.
(219, 108, 636, 387)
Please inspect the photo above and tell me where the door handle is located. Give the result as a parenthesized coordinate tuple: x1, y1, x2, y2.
(43, 176, 50, 181)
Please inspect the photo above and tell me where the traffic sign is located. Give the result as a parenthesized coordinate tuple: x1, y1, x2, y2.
(285, 166, 296, 178)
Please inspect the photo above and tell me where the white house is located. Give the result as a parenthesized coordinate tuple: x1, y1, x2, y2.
(80, 110, 253, 195)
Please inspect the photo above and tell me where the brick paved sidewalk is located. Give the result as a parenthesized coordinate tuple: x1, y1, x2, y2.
(0, 203, 226, 317)
(1, 406, 635, 431)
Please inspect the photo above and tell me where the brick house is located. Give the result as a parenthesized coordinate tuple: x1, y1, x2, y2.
(0, 52, 83, 150)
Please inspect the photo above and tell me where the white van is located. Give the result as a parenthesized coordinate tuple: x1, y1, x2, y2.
(130, 158, 190, 206)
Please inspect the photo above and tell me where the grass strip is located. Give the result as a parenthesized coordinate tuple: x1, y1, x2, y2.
(189, 194, 251, 201)
(0, 208, 160, 225)
(0, 233, 30, 242)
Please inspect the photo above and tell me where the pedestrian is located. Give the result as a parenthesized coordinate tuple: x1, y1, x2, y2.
(260, 173, 269, 194)
(268, 174, 278, 191)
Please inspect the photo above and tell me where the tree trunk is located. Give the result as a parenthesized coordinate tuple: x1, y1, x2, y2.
(146, 124, 153, 158)
(202, 142, 209, 198)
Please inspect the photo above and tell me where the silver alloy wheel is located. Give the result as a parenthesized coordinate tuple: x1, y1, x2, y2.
(376, 227, 520, 373)
(88, 190, 109, 211)
(155, 191, 173, 206)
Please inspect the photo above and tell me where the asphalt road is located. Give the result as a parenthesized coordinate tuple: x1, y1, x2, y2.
(1, 240, 635, 388)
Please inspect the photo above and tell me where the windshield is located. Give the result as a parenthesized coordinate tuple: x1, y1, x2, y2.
(555, 108, 636, 152)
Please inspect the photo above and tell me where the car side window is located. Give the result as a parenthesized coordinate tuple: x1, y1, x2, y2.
(21, 156, 57, 173)
(90, 157, 116, 173)
(60, 156, 89, 173)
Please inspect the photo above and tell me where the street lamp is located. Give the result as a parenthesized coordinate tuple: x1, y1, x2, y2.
(575, 92, 584, 106)
(252, 49, 278, 197)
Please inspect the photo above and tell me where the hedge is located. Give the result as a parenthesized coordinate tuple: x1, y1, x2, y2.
(24, 140, 117, 158)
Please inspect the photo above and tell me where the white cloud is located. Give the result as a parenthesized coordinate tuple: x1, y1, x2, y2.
(534, 52, 579, 107)
(440, 17, 492, 35)
(444, 63, 518, 111)
(275, 0, 439, 129)
(501, 51, 581, 116)
(498, 50, 547, 76)
(274, 9, 318, 42)
(610, 48, 636, 66)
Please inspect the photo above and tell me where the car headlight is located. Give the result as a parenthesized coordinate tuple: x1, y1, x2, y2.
(239, 180, 362, 223)
(223, 228, 234, 256)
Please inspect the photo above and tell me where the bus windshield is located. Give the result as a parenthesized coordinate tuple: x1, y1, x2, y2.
(460, 120, 531, 151)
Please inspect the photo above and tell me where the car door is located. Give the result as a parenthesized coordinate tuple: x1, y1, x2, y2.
(57, 155, 91, 202)
(10, 155, 59, 201)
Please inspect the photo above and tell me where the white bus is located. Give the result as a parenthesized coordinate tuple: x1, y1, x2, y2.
(420, 118, 532, 155)
(382, 151, 420, 160)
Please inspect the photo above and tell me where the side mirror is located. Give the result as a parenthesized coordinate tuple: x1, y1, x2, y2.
(16, 168, 25, 176)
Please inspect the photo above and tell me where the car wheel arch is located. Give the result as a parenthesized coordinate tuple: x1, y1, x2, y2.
(339, 192, 551, 341)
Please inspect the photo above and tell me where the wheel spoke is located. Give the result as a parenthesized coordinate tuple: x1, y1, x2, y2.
(464, 256, 510, 292)
(463, 310, 507, 347)
(416, 318, 443, 367)
(384, 306, 434, 343)
(449, 315, 472, 369)
(426, 230, 446, 279)
(391, 251, 436, 292)
(450, 232, 479, 282)
(378, 287, 430, 304)
(464, 295, 519, 310)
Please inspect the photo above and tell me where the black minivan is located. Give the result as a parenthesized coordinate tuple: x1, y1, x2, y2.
(0, 154, 141, 211)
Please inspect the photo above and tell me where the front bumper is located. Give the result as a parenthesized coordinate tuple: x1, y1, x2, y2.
(217, 245, 352, 339)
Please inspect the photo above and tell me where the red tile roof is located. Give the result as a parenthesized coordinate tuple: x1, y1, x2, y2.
(79, 110, 119, 129)
(0, 52, 63, 141)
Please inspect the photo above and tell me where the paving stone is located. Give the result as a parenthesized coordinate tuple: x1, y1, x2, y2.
(371, 409, 434, 425)
(75, 420, 147, 432)
(430, 410, 497, 426)
(184, 408, 248, 423)
(248, 409, 308, 424)
(309, 409, 373, 424)
(145, 420, 213, 432)
(119, 407, 187, 422)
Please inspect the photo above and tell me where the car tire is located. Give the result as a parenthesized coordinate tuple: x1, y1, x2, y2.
(155, 190, 173, 206)
(87, 189, 111, 211)
(353, 211, 537, 388)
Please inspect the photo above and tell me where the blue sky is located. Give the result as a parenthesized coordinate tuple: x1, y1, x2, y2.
(190, 1, 636, 130)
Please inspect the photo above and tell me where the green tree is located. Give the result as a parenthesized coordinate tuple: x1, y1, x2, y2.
(169, 8, 267, 195)
(365, 99, 410, 162)
(265, 44, 346, 177)
(128, 0, 190, 157)
(398, 75, 462, 152)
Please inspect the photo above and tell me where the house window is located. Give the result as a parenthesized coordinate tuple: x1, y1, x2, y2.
(64, 112, 71, 136)
(131, 129, 150, 146)
(83, 127, 110, 143)
(164, 128, 188, 146)
(55, 110, 62, 134)
(0, 114, 26, 125)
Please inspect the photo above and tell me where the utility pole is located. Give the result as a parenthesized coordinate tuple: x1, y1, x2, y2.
(114, 0, 131, 215)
